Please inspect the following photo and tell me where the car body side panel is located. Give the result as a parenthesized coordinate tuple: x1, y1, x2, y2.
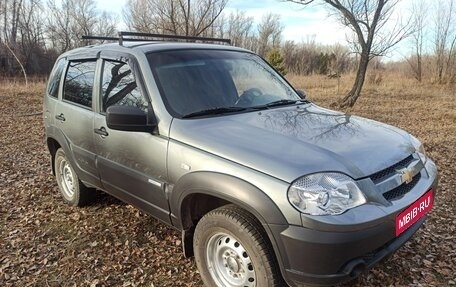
(54, 100, 99, 187)
(93, 114, 171, 224)
(167, 139, 301, 226)
(45, 125, 102, 189)
(43, 87, 58, 130)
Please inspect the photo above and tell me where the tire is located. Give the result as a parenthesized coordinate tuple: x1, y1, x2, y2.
(54, 148, 94, 206)
(194, 204, 285, 287)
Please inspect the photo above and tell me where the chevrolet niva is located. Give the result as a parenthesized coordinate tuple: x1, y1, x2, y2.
(43, 33, 438, 287)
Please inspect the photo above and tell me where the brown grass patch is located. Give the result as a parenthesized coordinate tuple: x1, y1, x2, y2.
(0, 78, 454, 286)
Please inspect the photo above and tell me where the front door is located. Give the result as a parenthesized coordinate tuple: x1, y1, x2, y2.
(93, 58, 170, 224)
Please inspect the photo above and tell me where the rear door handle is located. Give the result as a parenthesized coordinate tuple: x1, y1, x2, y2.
(55, 113, 65, 121)
(94, 127, 109, 137)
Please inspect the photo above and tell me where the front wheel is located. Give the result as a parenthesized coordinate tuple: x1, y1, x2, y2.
(194, 205, 285, 287)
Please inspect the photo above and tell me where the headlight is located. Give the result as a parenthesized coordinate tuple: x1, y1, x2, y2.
(410, 135, 427, 164)
(288, 173, 366, 215)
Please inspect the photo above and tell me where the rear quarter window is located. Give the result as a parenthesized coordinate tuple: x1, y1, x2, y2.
(63, 60, 97, 108)
(46, 58, 66, 98)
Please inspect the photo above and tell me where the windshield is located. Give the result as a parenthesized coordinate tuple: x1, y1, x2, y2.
(147, 50, 301, 118)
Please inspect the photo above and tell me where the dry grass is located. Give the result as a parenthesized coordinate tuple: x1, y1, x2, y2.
(289, 73, 456, 148)
(0, 77, 455, 287)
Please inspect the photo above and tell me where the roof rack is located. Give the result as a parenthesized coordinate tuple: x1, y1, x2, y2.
(81, 31, 231, 46)
(82, 35, 120, 42)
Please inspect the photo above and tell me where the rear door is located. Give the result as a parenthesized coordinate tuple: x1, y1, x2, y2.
(44, 58, 66, 131)
(93, 56, 170, 224)
(55, 59, 100, 187)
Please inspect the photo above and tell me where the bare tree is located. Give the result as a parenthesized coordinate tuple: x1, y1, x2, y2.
(123, 0, 227, 37)
(257, 13, 284, 57)
(18, 0, 46, 76)
(223, 10, 256, 49)
(94, 11, 117, 40)
(123, 0, 155, 32)
(2, 0, 23, 44)
(46, 0, 73, 52)
(433, 0, 456, 83)
(71, 0, 98, 41)
(328, 43, 352, 75)
(287, 0, 411, 107)
(4, 41, 27, 84)
(0, 0, 118, 78)
(281, 38, 353, 76)
(407, 0, 427, 82)
(1, 0, 30, 83)
(46, 0, 117, 53)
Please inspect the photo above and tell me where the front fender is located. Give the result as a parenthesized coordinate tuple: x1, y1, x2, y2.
(169, 171, 287, 229)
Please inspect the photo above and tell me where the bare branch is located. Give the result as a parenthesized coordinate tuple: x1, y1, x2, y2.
(285, 0, 410, 107)
(4, 41, 28, 86)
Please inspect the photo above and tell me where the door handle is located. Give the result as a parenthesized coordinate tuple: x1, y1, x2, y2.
(55, 113, 65, 121)
(94, 127, 109, 137)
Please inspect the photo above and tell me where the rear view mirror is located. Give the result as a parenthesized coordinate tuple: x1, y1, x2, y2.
(106, 106, 157, 132)
(296, 89, 307, 99)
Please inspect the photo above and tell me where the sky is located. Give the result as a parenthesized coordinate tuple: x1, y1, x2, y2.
(225, 0, 349, 44)
(96, 0, 413, 61)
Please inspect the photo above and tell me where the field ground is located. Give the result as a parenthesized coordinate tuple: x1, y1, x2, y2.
(0, 75, 455, 286)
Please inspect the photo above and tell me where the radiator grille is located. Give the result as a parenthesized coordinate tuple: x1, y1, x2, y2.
(370, 155, 414, 184)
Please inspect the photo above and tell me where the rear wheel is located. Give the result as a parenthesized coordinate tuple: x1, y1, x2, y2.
(194, 205, 284, 287)
(54, 148, 94, 206)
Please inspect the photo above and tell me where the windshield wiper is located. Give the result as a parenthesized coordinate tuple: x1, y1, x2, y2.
(253, 99, 307, 109)
(182, 99, 308, 118)
(182, 106, 247, 118)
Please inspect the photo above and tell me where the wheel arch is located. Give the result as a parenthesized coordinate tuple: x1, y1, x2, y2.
(46, 137, 62, 175)
(170, 171, 287, 269)
(46, 127, 77, 177)
(171, 171, 287, 229)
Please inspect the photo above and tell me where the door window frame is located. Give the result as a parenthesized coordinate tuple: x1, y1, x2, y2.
(98, 59, 148, 115)
(96, 51, 151, 116)
(61, 58, 99, 111)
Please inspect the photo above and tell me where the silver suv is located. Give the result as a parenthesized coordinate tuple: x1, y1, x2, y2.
(43, 33, 438, 287)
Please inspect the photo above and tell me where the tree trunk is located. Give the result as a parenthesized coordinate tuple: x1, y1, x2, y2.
(5, 42, 28, 87)
(185, 0, 190, 36)
(338, 52, 369, 108)
(417, 54, 422, 82)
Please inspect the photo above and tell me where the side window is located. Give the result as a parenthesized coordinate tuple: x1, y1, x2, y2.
(47, 58, 66, 98)
(101, 60, 148, 112)
(63, 60, 97, 108)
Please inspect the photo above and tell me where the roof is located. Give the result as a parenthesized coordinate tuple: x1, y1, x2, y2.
(59, 41, 250, 59)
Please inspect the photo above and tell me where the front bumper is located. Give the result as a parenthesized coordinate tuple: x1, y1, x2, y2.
(270, 215, 426, 286)
(269, 160, 438, 286)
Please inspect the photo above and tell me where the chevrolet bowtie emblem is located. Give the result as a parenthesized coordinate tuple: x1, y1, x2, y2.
(397, 168, 414, 184)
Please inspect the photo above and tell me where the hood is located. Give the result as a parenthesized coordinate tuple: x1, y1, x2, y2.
(170, 104, 415, 183)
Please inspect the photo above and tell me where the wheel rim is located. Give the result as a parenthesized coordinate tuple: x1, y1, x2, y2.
(206, 232, 256, 287)
(58, 158, 75, 199)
